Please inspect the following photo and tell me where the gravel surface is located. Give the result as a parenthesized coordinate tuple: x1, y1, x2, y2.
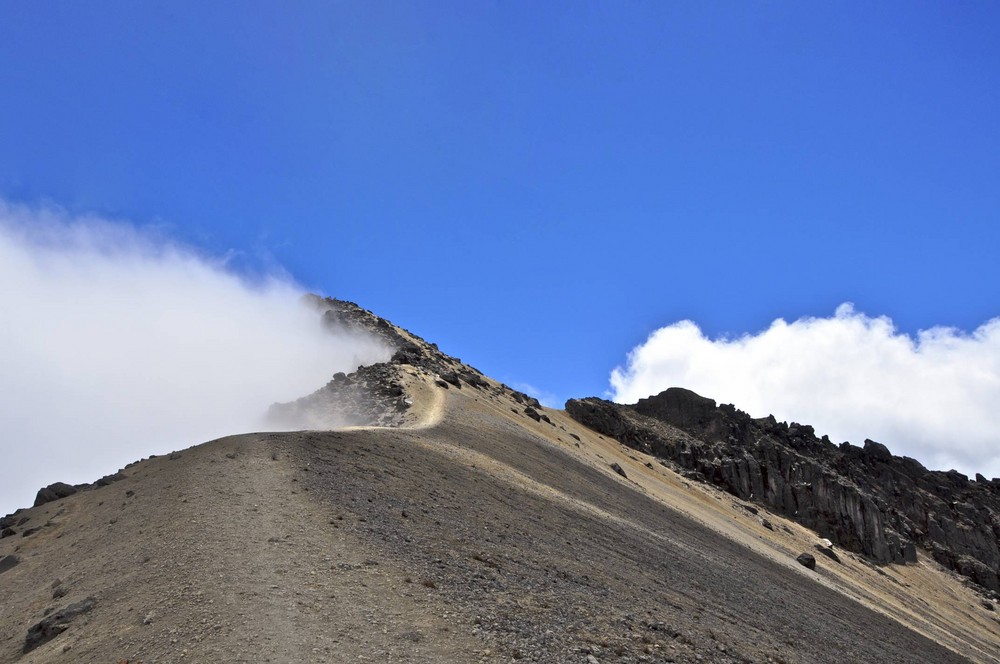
(0, 385, 989, 663)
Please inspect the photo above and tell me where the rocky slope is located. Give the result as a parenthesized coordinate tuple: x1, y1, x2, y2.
(266, 297, 541, 429)
(2, 299, 999, 662)
(566, 388, 1000, 593)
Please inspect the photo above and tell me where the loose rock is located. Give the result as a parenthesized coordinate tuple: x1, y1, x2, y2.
(796, 553, 817, 570)
(23, 596, 96, 653)
(0, 554, 20, 574)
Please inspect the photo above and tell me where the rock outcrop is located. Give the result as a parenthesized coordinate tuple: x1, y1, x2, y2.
(33, 482, 78, 507)
(566, 387, 1000, 591)
(268, 297, 545, 428)
(23, 596, 96, 654)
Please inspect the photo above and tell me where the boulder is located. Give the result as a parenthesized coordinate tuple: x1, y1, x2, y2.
(610, 463, 628, 479)
(0, 554, 20, 574)
(862, 439, 892, 463)
(34, 482, 78, 507)
(796, 553, 817, 570)
(461, 371, 489, 389)
(815, 544, 841, 564)
(439, 372, 462, 388)
(93, 472, 126, 487)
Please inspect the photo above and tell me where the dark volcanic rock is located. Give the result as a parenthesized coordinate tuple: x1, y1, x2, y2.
(269, 363, 413, 429)
(797, 553, 817, 570)
(863, 439, 893, 462)
(34, 482, 78, 507)
(23, 596, 96, 653)
(566, 388, 1000, 591)
(634, 387, 723, 434)
(610, 463, 628, 479)
(93, 472, 125, 487)
(270, 296, 523, 431)
(511, 391, 542, 409)
(816, 544, 842, 564)
(439, 372, 462, 388)
(0, 554, 20, 574)
(461, 371, 489, 389)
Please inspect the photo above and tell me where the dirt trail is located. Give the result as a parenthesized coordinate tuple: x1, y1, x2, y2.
(0, 433, 485, 663)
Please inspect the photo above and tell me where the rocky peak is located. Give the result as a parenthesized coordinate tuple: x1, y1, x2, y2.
(634, 387, 724, 433)
(269, 295, 539, 428)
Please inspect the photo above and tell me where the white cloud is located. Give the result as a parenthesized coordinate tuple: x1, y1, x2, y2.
(610, 304, 1000, 480)
(0, 202, 390, 515)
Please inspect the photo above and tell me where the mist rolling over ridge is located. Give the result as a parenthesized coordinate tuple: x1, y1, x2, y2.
(0, 203, 391, 515)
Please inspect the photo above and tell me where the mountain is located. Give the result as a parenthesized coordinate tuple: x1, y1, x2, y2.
(1, 298, 998, 663)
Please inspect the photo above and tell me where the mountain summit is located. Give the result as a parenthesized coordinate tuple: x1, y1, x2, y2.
(1, 298, 997, 662)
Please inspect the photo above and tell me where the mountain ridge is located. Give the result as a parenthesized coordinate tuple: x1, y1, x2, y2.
(566, 387, 1000, 595)
(2, 297, 998, 662)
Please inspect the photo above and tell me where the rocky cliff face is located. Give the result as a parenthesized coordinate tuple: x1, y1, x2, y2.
(566, 387, 1000, 592)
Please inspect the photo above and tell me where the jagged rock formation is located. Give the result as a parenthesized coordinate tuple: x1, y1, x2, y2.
(566, 387, 1000, 592)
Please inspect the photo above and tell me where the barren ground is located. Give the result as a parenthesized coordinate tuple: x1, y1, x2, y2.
(2, 368, 998, 663)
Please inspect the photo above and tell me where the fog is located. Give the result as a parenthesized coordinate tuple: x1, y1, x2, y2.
(0, 202, 390, 515)
(611, 304, 1000, 480)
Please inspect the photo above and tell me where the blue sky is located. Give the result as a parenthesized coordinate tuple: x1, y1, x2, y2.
(2, 3, 1000, 478)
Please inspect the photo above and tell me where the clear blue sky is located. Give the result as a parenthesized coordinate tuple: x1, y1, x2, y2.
(2, 2, 998, 406)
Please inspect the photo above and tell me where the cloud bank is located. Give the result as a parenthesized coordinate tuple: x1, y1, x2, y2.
(610, 304, 1000, 480)
(0, 202, 390, 515)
